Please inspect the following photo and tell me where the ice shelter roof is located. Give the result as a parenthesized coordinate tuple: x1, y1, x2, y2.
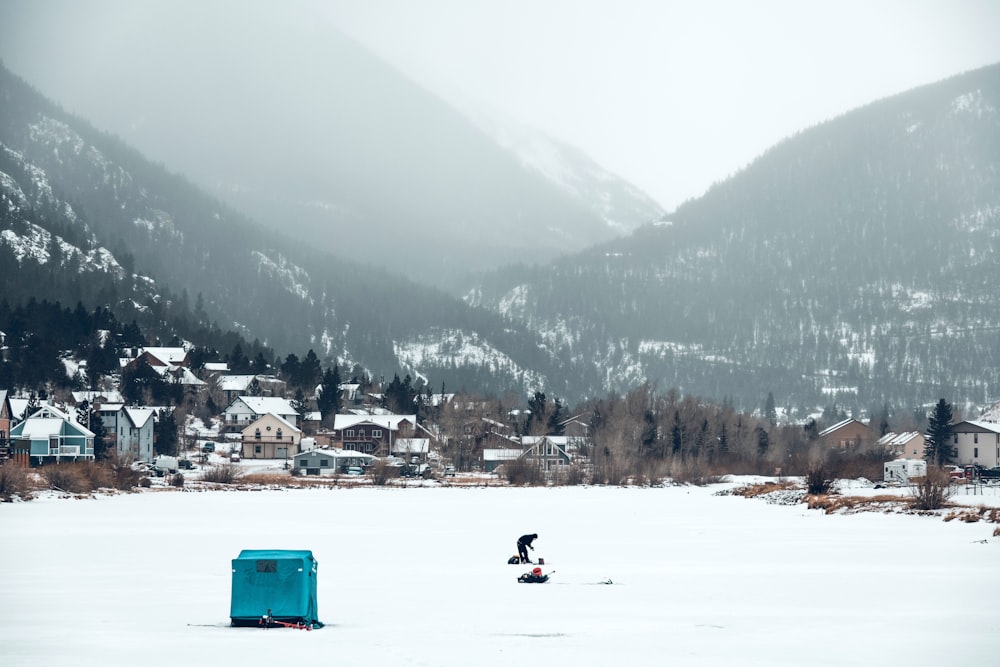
(235, 549, 315, 561)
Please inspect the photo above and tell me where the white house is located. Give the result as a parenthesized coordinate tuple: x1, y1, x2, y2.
(950, 420, 1000, 468)
(117, 406, 157, 463)
(223, 396, 299, 428)
(241, 413, 302, 459)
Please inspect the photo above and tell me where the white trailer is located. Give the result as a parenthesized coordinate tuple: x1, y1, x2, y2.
(883, 458, 927, 483)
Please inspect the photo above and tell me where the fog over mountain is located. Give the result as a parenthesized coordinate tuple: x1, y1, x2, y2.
(0, 0, 661, 289)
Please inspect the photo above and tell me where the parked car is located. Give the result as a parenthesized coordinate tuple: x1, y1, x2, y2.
(946, 465, 965, 480)
(230, 452, 241, 463)
(201, 442, 216, 453)
(178, 459, 194, 470)
(980, 466, 1000, 480)
(443, 465, 456, 477)
(345, 466, 364, 476)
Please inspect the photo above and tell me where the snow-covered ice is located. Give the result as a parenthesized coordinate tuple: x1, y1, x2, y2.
(1, 481, 998, 666)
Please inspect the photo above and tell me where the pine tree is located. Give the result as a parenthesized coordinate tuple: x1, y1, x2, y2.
(764, 392, 777, 426)
(924, 398, 955, 466)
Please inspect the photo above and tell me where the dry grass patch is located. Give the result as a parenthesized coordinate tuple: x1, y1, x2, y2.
(806, 494, 911, 514)
(240, 473, 311, 487)
(943, 505, 1000, 524)
(729, 481, 798, 498)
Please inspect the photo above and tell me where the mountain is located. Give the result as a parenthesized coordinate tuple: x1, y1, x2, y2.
(0, 0, 660, 289)
(459, 104, 664, 236)
(466, 64, 1000, 414)
(0, 62, 591, 397)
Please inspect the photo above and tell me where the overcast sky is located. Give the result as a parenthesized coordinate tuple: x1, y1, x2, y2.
(318, 0, 1000, 210)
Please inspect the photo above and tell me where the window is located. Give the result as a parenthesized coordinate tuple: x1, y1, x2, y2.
(974, 447, 979, 458)
(256, 560, 277, 573)
(255, 445, 262, 454)
(276, 429, 283, 440)
(299, 460, 307, 467)
(372, 429, 382, 438)
(974, 434, 979, 444)
(320, 459, 329, 467)
(255, 429, 261, 440)
(346, 429, 355, 438)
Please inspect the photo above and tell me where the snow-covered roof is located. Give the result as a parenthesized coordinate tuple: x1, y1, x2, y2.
(217, 375, 256, 391)
(954, 420, 1000, 434)
(203, 362, 230, 372)
(15, 415, 94, 438)
(71, 390, 124, 404)
(98, 403, 125, 413)
(483, 448, 524, 462)
(333, 414, 415, 431)
(818, 418, 866, 437)
(123, 406, 156, 429)
(293, 448, 374, 461)
(231, 396, 299, 416)
(877, 431, 923, 447)
(151, 365, 206, 386)
(9, 398, 29, 419)
(141, 347, 189, 365)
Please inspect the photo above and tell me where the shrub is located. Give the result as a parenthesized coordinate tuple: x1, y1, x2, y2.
(805, 461, 832, 495)
(170, 473, 185, 487)
(910, 467, 953, 510)
(503, 458, 544, 486)
(42, 463, 92, 493)
(104, 455, 144, 491)
(0, 463, 36, 501)
(368, 460, 400, 486)
(201, 464, 243, 484)
(78, 462, 113, 490)
(552, 464, 589, 486)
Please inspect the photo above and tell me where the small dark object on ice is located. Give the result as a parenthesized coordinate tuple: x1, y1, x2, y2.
(518, 566, 551, 583)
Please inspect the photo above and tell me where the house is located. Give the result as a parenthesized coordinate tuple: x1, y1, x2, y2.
(950, 420, 1000, 468)
(0, 390, 12, 462)
(217, 375, 257, 404)
(223, 396, 300, 429)
(241, 413, 302, 459)
(218, 375, 287, 403)
(483, 447, 523, 473)
(293, 448, 374, 475)
(482, 435, 576, 473)
(70, 390, 125, 406)
(125, 346, 190, 368)
(818, 419, 872, 449)
(9, 404, 95, 465)
(520, 435, 573, 471)
(877, 431, 926, 459)
(331, 414, 423, 457)
(115, 406, 158, 463)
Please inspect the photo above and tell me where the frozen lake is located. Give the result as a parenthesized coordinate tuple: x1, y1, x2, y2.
(1, 482, 998, 666)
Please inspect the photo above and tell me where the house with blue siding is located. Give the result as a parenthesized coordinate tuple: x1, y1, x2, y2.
(9, 404, 95, 465)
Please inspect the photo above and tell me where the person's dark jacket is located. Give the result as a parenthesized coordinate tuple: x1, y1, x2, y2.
(517, 534, 537, 548)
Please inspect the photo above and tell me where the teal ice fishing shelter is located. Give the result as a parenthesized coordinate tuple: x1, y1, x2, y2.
(230, 549, 321, 628)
